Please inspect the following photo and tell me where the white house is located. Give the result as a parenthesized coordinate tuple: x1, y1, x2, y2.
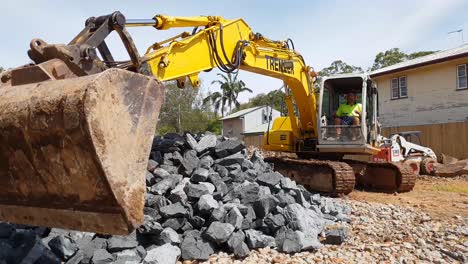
(220, 106, 281, 147)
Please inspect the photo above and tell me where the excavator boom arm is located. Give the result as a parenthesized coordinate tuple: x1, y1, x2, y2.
(136, 14, 318, 141)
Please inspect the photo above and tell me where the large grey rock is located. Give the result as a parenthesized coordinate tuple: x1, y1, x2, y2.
(251, 150, 269, 173)
(185, 133, 198, 150)
(162, 218, 186, 231)
(189, 216, 206, 229)
(283, 203, 324, 235)
(264, 213, 286, 232)
(0, 222, 14, 238)
(112, 249, 141, 264)
(280, 177, 298, 190)
(169, 178, 190, 203)
(214, 164, 229, 178)
(195, 134, 217, 153)
(144, 243, 181, 264)
(275, 190, 297, 207)
(171, 151, 184, 165)
(244, 229, 275, 249)
(150, 177, 174, 195)
(253, 195, 279, 218)
(204, 222, 235, 244)
(191, 167, 209, 183)
(65, 250, 84, 264)
(107, 236, 138, 253)
(215, 152, 245, 166)
(78, 236, 108, 264)
(283, 203, 324, 234)
(182, 150, 200, 174)
(238, 183, 260, 204)
(241, 206, 256, 230)
(9, 230, 57, 264)
(147, 159, 159, 172)
(257, 172, 283, 188)
(156, 228, 181, 245)
(159, 202, 188, 218)
(145, 194, 170, 210)
(215, 139, 245, 158)
(48, 235, 78, 260)
(275, 227, 322, 253)
(159, 164, 178, 174)
(208, 207, 227, 224)
(137, 219, 163, 236)
(153, 168, 171, 179)
(91, 249, 114, 264)
(225, 207, 243, 230)
(324, 226, 348, 245)
(199, 156, 214, 169)
(184, 182, 215, 200)
(181, 230, 215, 260)
(227, 230, 249, 258)
(197, 194, 219, 214)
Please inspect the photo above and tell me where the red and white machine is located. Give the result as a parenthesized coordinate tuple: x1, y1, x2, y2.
(373, 131, 437, 175)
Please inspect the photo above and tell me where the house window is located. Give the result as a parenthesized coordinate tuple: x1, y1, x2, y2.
(262, 108, 271, 124)
(457, 64, 467, 90)
(391, 76, 408, 99)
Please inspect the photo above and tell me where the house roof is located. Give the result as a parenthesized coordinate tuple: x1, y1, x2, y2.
(242, 123, 272, 135)
(219, 106, 263, 120)
(370, 44, 468, 77)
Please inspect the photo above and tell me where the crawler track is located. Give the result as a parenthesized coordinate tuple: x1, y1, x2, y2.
(348, 160, 416, 193)
(265, 157, 355, 196)
(266, 156, 416, 195)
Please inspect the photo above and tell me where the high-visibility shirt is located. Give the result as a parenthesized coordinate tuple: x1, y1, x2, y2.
(336, 103, 362, 117)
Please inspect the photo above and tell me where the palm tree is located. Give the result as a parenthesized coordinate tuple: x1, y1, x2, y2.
(203, 73, 252, 116)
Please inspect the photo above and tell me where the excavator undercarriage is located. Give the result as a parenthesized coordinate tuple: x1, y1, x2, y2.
(266, 156, 415, 196)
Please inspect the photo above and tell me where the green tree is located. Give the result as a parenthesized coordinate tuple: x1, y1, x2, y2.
(315, 60, 363, 90)
(238, 89, 286, 115)
(156, 82, 218, 135)
(0, 67, 4, 73)
(407, 51, 437, 60)
(371, 48, 436, 70)
(203, 73, 252, 116)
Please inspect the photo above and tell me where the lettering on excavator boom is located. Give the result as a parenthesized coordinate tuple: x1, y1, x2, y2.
(265, 55, 294, 74)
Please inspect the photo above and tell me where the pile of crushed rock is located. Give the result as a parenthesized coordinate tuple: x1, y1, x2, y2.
(0, 133, 351, 264)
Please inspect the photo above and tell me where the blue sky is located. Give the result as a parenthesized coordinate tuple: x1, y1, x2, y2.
(1, 0, 467, 102)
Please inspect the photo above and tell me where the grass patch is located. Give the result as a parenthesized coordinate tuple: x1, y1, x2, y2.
(431, 183, 468, 194)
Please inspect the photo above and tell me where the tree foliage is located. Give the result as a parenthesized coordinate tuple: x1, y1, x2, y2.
(238, 89, 286, 114)
(371, 48, 436, 70)
(0, 67, 3, 73)
(203, 73, 253, 116)
(315, 60, 363, 90)
(156, 82, 220, 135)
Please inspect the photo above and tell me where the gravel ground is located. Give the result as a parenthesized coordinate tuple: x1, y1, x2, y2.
(180, 199, 467, 264)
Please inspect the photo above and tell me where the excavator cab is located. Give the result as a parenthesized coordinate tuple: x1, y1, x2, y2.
(317, 74, 380, 155)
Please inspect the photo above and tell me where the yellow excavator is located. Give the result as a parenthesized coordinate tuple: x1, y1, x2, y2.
(0, 12, 414, 235)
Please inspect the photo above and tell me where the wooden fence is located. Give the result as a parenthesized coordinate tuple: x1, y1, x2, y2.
(381, 121, 468, 159)
(243, 134, 264, 149)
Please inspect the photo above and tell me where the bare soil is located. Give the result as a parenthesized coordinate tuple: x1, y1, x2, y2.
(347, 175, 468, 220)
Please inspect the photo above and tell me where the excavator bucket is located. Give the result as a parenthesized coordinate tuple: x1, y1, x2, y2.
(0, 66, 165, 235)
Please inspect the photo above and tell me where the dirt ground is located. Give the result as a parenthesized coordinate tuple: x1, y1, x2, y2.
(347, 175, 468, 221)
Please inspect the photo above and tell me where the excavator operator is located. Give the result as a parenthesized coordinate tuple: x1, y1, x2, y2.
(334, 92, 362, 138)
